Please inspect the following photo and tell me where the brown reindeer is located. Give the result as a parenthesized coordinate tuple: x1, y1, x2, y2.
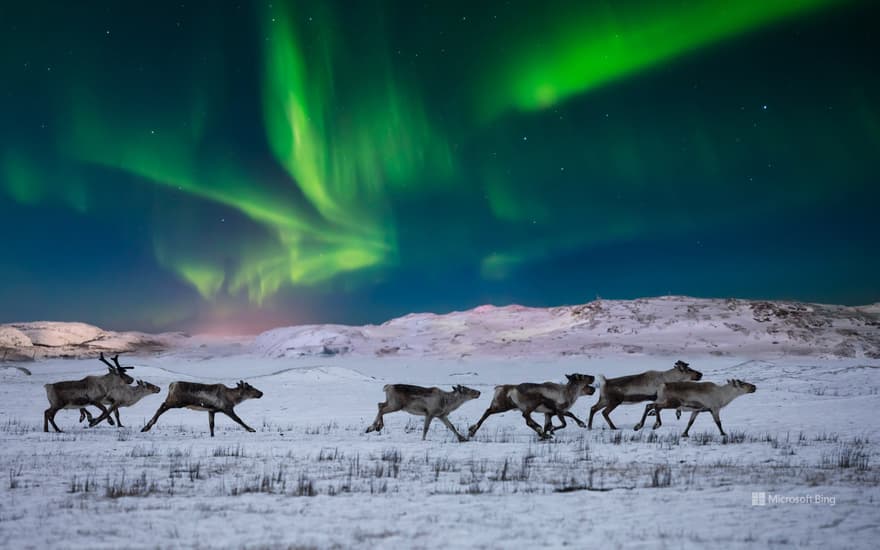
(468, 378, 595, 438)
(141, 381, 263, 437)
(43, 353, 134, 432)
(84, 380, 161, 427)
(588, 360, 702, 430)
(366, 384, 481, 441)
(505, 374, 595, 439)
(634, 379, 757, 437)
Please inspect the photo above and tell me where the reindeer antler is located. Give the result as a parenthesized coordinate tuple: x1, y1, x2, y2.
(111, 354, 134, 372)
(98, 352, 115, 371)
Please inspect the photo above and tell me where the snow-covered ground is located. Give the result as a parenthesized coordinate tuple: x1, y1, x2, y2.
(1, 351, 878, 549)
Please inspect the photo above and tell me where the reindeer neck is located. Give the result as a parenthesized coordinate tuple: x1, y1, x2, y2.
(563, 382, 585, 403)
(717, 385, 746, 407)
(441, 390, 469, 410)
(224, 386, 246, 406)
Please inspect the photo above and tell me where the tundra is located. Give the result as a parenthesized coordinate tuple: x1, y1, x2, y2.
(141, 381, 263, 437)
(504, 373, 595, 439)
(468, 377, 595, 438)
(588, 360, 702, 430)
(43, 353, 134, 432)
(366, 384, 481, 441)
(633, 379, 757, 437)
(83, 380, 161, 427)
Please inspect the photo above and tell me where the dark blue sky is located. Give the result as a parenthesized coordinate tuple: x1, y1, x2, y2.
(1, 1, 877, 332)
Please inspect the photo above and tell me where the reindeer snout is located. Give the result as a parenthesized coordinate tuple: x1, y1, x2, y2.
(583, 385, 596, 395)
(256, 391, 264, 399)
(694, 372, 703, 381)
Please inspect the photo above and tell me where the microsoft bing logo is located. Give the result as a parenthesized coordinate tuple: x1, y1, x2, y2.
(752, 492, 767, 506)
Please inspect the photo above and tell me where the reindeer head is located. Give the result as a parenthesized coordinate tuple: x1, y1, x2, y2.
(99, 352, 135, 384)
(728, 379, 757, 393)
(136, 380, 161, 394)
(673, 360, 702, 381)
(236, 380, 263, 399)
(452, 385, 481, 400)
(565, 373, 595, 385)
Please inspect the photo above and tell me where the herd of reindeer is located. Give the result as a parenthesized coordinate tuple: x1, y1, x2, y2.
(42, 353, 757, 440)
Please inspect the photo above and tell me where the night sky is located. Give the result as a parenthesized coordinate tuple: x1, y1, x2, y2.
(1, 0, 878, 333)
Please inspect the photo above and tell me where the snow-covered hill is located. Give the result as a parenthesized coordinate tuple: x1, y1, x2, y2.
(254, 296, 880, 360)
(3, 296, 878, 362)
(0, 321, 177, 360)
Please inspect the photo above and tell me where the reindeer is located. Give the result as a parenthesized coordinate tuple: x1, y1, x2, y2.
(633, 379, 757, 437)
(83, 380, 161, 427)
(365, 384, 481, 441)
(43, 353, 134, 432)
(588, 360, 702, 430)
(141, 381, 263, 437)
(468, 378, 595, 438)
(504, 374, 595, 439)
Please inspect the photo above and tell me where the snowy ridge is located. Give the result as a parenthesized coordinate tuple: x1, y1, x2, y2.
(254, 296, 880, 359)
(0, 321, 177, 360)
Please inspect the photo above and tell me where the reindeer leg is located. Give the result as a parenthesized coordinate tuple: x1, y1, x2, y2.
(44, 408, 60, 432)
(634, 403, 655, 431)
(366, 401, 402, 433)
(682, 411, 700, 437)
(652, 407, 663, 430)
(710, 409, 725, 436)
(422, 415, 434, 440)
(562, 410, 587, 428)
(113, 408, 122, 427)
(588, 398, 605, 429)
(439, 416, 468, 442)
(141, 402, 172, 432)
(468, 405, 509, 437)
(521, 406, 549, 439)
(89, 404, 119, 427)
(88, 403, 117, 427)
(83, 404, 116, 426)
(222, 408, 256, 433)
(208, 411, 215, 437)
(543, 413, 557, 434)
(602, 399, 621, 430)
(49, 408, 64, 432)
(550, 412, 567, 434)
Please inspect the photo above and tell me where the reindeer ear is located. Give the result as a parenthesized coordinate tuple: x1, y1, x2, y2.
(566, 374, 573, 381)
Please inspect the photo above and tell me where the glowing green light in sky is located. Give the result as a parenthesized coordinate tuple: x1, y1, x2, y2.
(480, 0, 841, 118)
(38, 2, 454, 304)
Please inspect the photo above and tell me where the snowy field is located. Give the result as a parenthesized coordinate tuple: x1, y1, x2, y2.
(1, 352, 878, 549)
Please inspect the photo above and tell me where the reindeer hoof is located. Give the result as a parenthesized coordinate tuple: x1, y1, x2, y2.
(140, 426, 150, 432)
(681, 433, 689, 438)
(458, 436, 468, 442)
(247, 428, 256, 433)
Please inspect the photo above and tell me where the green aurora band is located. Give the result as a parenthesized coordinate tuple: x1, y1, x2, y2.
(478, 0, 843, 118)
(0, 0, 867, 314)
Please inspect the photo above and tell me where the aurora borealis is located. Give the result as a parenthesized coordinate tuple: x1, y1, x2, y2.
(1, 0, 878, 332)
